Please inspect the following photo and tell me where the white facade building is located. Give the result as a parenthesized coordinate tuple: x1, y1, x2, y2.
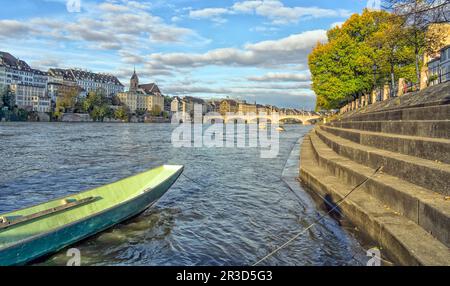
(10, 84, 51, 112)
(0, 52, 48, 89)
(69, 69, 124, 96)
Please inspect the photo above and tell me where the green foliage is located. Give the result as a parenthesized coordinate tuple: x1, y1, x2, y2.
(0, 85, 15, 110)
(114, 105, 130, 122)
(4, 107, 29, 121)
(309, 9, 418, 110)
(83, 91, 113, 122)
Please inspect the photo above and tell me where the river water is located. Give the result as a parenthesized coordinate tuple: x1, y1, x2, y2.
(0, 122, 369, 266)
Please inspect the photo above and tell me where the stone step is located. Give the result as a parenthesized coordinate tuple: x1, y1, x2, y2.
(308, 131, 450, 247)
(314, 127, 450, 196)
(341, 104, 450, 122)
(300, 135, 450, 265)
(320, 125, 450, 164)
(329, 120, 450, 139)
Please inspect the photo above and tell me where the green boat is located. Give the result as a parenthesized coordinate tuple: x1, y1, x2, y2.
(0, 165, 184, 266)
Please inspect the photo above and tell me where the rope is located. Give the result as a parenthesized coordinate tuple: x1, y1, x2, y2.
(182, 164, 393, 265)
(253, 166, 384, 266)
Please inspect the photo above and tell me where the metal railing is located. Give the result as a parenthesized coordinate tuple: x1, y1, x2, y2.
(428, 70, 450, 87)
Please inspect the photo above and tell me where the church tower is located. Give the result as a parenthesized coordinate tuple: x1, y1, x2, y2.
(130, 67, 139, 92)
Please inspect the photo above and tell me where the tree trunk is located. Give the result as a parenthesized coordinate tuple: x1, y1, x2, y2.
(391, 65, 396, 98)
(415, 49, 421, 88)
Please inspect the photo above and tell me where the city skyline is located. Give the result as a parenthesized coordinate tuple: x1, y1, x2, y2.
(0, 0, 369, 109)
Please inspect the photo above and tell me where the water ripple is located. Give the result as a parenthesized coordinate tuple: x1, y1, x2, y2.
(0, 123, 367, 266)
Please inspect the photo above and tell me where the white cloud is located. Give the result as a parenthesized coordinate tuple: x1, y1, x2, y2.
(247, 72, 311, 82)
(189, 7, 231, 24)
(149, 29, 327, 69)
(189, 8, 230, 19)
(189, 0, 353, 25)
(233, 0, 352, 25)
(1, 0, 202, 48)
(98, 2, 130, 12)
(0, 20, 34, 38)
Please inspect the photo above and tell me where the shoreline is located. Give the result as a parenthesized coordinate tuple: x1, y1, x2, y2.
(284, 135, 390, 266)
(298, 83, 450, 266)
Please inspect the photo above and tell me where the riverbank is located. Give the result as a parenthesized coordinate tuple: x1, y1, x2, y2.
(299, 82, 450, 266)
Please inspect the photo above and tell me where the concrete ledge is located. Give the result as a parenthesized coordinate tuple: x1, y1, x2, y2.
(340, 82, 450, 119)
(315, 127, 450, 196)
(341, 104, 450, 122)
(329, 120, 450, 139)
(309, 131, 450, 246)
(321, 125, 450, 164)
(300, 135, 450, 265)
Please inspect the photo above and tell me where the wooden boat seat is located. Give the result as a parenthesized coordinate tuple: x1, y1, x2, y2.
(0, 196, 98, 231)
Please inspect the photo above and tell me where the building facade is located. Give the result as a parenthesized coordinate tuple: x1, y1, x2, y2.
(10, 84, 51, 112)
(440, 45, 450, 82)
(182, 96, 207, 115)
(118, 71, 164, 114)
(421, 23, 450, 89)
(219, 99, 238, 115)
(47, 68, 86, 102)
(238, 102, 257, 114)
(171, 96, 182, 113)
(0, 51, 48, 89)
(427, 45, 450, 86)
(68, 69, 124, 96)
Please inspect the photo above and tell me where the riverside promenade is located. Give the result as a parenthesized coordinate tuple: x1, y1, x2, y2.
(299, 82, 450, 265)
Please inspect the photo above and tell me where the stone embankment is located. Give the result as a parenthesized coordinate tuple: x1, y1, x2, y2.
(300, 82, 450, 265)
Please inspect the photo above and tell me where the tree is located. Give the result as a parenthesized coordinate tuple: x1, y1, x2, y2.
(368, 15, 416, 95)
(54, 87, 79, 119)
(383, 0, 449, 84)
(57, 87, 79, 110)
(309, 9, 392, 109)
(114, 105, 130, 121)
(83, 91, 112, 122)
(0, 86, 15, 109)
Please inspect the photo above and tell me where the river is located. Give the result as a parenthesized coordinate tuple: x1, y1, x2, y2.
(0, 122, 369, 266)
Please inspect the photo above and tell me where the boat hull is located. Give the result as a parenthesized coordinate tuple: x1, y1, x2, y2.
(0, 166, 183, 266)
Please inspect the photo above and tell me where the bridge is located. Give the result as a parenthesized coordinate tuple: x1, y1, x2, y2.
(202, 112, 321, 125)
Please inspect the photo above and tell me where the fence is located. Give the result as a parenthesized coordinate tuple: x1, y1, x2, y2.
(339, 72, 449, 114)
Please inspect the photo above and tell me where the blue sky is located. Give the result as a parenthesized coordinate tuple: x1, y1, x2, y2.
(0, 0, 369, 109)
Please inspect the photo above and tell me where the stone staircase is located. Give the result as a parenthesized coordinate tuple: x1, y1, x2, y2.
(300, 84, 450, 265)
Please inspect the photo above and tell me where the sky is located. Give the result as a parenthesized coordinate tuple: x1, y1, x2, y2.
(0, 0, 369, 109)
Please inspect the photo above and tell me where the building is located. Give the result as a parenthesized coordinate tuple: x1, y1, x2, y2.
(206, 100, 221, 113)
(427, 45, 450, 86)
(47, 68, 86, 102)
(117, 70, 164, 114)
(48, 68, 77, 86)
(219, 99, 238, 115)
(238, 101, 257, 114)
(170, 96, 183, 114)
(440, 45, 450, 83)
(182, 96, 207, 115)
(427, 57, 441, 86)
(10, 84, 51, 112)
(68, 69, 124, 96)
(0, 51, 48, 89)
(421, 23, 450, 89)
(256, 104, 268, 115)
